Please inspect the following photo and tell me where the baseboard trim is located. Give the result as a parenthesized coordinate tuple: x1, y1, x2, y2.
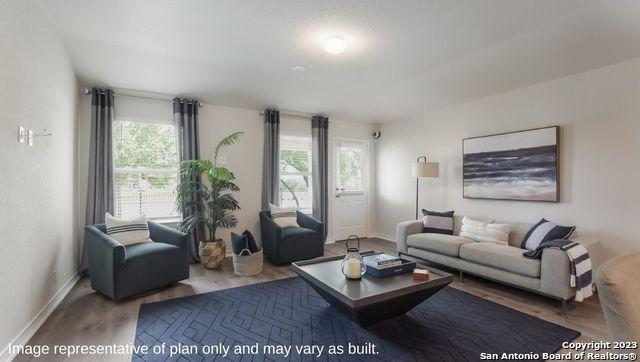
(0, 272, 80, 362)
(369, 233, 397, 243)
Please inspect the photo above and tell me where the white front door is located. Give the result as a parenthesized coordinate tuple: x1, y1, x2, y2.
(333, 139, 368, 241)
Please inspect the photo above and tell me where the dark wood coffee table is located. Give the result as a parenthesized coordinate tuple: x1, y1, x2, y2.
(292, 251, 453, 326)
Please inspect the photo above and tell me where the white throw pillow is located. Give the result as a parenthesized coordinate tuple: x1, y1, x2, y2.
(459, 216, 511, 245)
(269, 204, 299, 228)
(105, 213, 153, 246)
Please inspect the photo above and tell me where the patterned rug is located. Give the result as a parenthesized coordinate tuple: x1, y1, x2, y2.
(134, 277, 579, 361)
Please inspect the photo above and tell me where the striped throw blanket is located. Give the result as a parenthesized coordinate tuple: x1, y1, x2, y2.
(523, 239, 593, 302)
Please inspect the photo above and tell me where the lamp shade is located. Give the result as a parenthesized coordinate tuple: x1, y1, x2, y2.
(412, 161, 439, 178)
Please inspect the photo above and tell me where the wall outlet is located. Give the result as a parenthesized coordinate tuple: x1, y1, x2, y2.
(18, 126, 25, 143)
(28, 130, 34, 147)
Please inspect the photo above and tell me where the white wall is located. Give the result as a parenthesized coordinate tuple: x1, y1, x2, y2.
(0, 0, 78, 355)
(196, 106, 264, 247)
(197, 106, 375, 247)
(374, 58, 640, 261)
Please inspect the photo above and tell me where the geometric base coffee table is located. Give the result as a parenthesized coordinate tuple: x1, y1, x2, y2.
(292, 251, 454, 326)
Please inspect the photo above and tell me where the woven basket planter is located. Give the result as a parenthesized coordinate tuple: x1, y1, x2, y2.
(232, 249, 263, 276)
(200, 239, 226, 270)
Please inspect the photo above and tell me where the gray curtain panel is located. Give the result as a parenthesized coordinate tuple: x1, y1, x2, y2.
(174, 97, 203, 263)
(311, 115, 329, 240)
(81, 88, 115, 273)
(261, 109, 280, 210)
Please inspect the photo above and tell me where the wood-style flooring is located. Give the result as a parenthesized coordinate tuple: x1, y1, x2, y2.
(15, 238, 609, 361)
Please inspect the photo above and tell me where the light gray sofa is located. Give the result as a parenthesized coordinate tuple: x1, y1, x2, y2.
(397, 215, 601, 307)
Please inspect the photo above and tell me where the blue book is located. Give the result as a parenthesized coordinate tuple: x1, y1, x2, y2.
(363, 253, 402, 267)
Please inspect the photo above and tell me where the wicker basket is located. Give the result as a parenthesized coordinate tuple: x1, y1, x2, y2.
(232, 249, 263, 276)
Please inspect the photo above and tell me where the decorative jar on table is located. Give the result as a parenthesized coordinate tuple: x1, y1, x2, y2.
(341, 235, 366, 279)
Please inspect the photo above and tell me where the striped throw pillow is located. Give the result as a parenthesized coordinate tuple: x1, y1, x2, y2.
(269, 204, 299, 229)
(521, 218, 576, 251)
(105, 213, 153, 246)
(421, 209, 454, 235)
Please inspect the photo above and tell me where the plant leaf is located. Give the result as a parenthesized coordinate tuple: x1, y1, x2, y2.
(210, 166, 234, 181)
(213, 132, 243, 164)
(179, 214, 205, 233)
(177, 132, 243, 237)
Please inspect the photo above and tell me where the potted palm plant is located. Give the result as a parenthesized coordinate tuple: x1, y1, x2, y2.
(177, 132, 243, 269)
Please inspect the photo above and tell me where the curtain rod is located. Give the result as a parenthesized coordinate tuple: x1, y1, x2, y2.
(259, 109, 326, 119)
(83, 88, 204, 107)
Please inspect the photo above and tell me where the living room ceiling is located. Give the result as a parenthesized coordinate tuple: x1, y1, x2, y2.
(40, 0, 640, 123)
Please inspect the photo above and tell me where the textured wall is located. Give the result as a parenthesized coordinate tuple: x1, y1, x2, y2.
(0, 0, 78, 353)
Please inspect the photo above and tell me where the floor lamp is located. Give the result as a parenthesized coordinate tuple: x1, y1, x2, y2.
(411, 156, 440, 220)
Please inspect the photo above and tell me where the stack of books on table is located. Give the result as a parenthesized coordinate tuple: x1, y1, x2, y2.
(363, 253, 403, 269)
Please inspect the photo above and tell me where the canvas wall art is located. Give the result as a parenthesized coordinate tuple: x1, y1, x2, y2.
(463, 126, 559, 202)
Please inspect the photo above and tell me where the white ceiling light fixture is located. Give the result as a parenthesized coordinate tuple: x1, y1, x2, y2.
(324, 36, 347, 54)
(289, 65, 307, 73)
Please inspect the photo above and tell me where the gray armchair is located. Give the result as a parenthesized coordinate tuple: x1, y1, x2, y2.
(259, 211, 324, 265)
(85, 221, 189, 300)
(595, 252, 640, 343)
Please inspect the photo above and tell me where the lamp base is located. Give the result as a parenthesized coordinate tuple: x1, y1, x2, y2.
(415, 178, 419, 220)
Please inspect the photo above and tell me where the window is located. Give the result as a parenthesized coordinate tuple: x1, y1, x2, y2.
(279, 136, 313, 213)
(113, 120, 180, 220)
(337, 143, 365, 194)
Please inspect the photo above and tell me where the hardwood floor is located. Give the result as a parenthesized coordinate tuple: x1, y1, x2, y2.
(15, 238, 609, 361)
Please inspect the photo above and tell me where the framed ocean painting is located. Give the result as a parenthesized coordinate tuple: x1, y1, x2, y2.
(463, 126, 559, 202)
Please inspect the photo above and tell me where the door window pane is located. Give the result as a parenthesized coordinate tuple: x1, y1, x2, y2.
(338, 145, 364, 194)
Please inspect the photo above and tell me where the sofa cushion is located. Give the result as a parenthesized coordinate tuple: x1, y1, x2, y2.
(282, 227, 316, 240)
(277, 227, 322, 264)
(118, 242, 188, 300)
(407, 233, 474, 257)
(125, 242, 183, 262)
(407, 247, 541, 292)
(459, 243, 541, 278)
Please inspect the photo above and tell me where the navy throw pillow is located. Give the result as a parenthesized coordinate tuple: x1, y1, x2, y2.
(231, 232, 250, 255)
(242, 230, 260, 252)
(521, 218, 576, 251)
(421, 209, 454, 235)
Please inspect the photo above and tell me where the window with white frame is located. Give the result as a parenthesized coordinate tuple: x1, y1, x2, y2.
(113, 115, 180, 220)
(279, 136, 313, 213)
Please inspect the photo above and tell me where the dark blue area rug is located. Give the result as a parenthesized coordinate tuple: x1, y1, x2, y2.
(134, 277, 579, 361)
